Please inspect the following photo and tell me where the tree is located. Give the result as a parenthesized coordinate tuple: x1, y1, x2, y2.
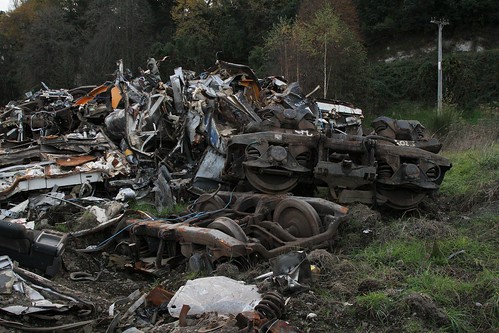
(262, 3, 367, 101)
(0, 25, 18, 103)
(169, 0, 300, 71)
(297, 4, 366, 99)
(16, 4, 80, 90)
(78, 0, 155, 84)
(12, 0, 29, 9)
(298, 0, 362, 38)
(147, 0, 175, 40)
(355, 0, 499, 45)
(169, 0, 218, 70)
(0, 0, 74, 99)
(261, 19, 295, 79)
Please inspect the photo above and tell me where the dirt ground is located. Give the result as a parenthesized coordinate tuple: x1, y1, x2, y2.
(0, 195, 497, 333)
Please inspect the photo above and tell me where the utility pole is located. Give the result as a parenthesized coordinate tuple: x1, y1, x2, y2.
(431, 18, 449, 116)
(323, 32, 327, 98)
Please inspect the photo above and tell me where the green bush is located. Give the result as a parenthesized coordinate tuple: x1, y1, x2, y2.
(362, 50, 499, 115)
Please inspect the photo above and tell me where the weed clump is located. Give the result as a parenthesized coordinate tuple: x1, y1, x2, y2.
(402, 292, 449, 326)
(440, 144, 499, 208)
(356, 291, 394, 324)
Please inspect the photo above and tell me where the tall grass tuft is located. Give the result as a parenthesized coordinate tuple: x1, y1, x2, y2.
(425, 104, 463, 138)
(441, 105, 498, 152)
(445, 308, 472, 333)
(440, 144, 499, 207)
(407, 271, 474, 307)
(356, 292, 394, 324)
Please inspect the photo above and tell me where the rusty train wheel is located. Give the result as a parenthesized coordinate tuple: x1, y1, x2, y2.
(208, 217, 248, 242)
(245, 166, 299, 194)
(377, 187, 427, 210)
(272, 198, 320, 238)
(194, 194, 226, 212)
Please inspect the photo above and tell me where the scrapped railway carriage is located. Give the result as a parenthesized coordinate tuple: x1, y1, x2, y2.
(125, 192, 348, 274)
(0, 58, 454, 281)
(0, 59, 451, 211)
(220, 73, 451, 210)
(224, 129, 451, 210)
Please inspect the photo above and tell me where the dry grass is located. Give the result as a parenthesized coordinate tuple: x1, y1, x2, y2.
(441, 115, 498, 152)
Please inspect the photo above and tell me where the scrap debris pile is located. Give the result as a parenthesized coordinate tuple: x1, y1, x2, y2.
(0, 59, 451, 331)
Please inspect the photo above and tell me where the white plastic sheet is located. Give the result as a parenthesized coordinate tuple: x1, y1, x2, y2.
(168, 276, 261, 318)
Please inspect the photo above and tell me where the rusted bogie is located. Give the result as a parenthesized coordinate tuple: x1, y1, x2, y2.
(224, 131, 452, 210)
(125, 193, 348, 271)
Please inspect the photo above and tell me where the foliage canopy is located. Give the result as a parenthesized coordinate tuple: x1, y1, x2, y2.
(0, 0, 497, 112)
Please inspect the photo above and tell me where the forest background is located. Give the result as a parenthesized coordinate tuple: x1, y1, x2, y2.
(0, 0, 497, 117)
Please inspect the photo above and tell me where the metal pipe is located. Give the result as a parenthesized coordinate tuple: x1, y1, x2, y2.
(248, 216, 345, 258)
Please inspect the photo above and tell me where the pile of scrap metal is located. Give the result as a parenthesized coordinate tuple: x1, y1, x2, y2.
(0, 58, 451, 276)
(0, 58, 453, 332)
(1, 58, 450, 208)
(0, 255, 96, 331)
(0, 254, 304, 332)
(0, 59, 451, 209)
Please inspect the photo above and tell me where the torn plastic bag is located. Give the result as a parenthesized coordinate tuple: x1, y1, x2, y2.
(167, 276, 261, 318)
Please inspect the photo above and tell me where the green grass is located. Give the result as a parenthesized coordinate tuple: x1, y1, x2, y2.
(406, 271, 474, 306)
(129, 200, 187, 217)
(54, 222, 69, 232)
(356, 291, 395, 324)
(445, 308, 473, 333)
(358, 237, 467, 269)
(401, 318, 431, 333)
(385, 101, 442, 126)
(347, 204, 498, 332)
(357, 237, 492, 272)
(473, 269, 499, 309)
(359, 240, 428, 268)
(439, 236, 498, 269)
(440, 144, 499, 204)
(480, 290, 499, 329)
(401, 272, 476, 332)
(334, 111, 498, 332)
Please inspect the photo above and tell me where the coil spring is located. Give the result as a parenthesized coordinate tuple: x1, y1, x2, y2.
(377, 163, 394, 179)
(372, 123, 386, 135)
(415, 126, 425, 139)
(138, 238, 152, 257)
(255, 291, 286, 319)
(246, 146, 260, 160)
(425, 165, 441, 181)
(295, 151, 311, 167)
(261, 111, 274, 120)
